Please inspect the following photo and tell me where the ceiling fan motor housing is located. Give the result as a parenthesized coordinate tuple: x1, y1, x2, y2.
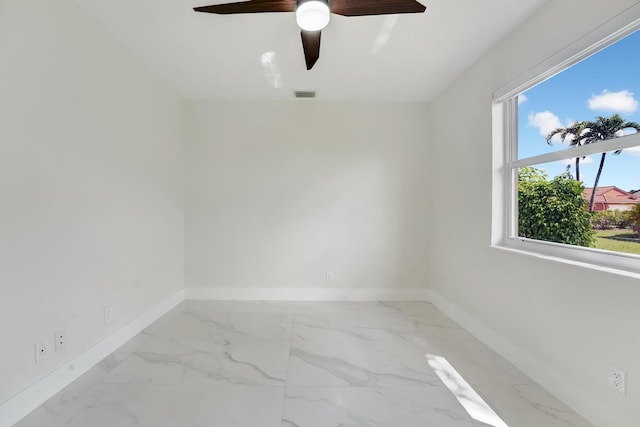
(296, 0, 330, 7)
(296, 0, 331, 31)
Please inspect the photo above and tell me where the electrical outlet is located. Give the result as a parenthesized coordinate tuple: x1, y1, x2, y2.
(34, 338, 50, 364)
(325, 272, 333, 283)
(54, 332, 65, 352)
(104, 307, 114, 325)
(610, 367, 626, 395)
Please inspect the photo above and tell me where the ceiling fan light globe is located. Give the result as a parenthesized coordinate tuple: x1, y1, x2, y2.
(296, 0, 330, 31)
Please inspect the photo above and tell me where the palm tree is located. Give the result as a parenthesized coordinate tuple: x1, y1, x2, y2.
(581, 114, 640, 212)
(546, 121, 589, 181)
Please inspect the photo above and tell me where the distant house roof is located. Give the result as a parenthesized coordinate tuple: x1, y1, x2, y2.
(633, 190, 640, 198)
(583, 186, 640, 208)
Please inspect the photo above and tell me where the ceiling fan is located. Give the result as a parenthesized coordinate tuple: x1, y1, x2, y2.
(194, 0, 426, 70)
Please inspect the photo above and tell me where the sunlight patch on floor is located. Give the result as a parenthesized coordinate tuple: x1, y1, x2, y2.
(427, 354, 508, 427)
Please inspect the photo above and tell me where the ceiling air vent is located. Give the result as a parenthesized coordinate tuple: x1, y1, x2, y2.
(294, 90, 316, 99)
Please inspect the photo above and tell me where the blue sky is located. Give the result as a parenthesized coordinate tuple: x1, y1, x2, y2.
(518, 29, 640, 192)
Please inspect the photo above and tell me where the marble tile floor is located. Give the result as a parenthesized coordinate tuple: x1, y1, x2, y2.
(16, 301, 594, 427)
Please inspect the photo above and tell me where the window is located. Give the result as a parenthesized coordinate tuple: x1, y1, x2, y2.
(494, 8, 640, 274)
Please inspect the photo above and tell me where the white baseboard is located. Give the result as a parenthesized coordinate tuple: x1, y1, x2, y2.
(0, 289, 185, 427)
(426, 289, 627, 427)
(185, 287, 431, 301)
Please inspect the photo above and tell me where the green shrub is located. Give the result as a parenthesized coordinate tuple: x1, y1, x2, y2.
(518, 167, 594, 247)
(591, 211, 615, 230)
(619, 210, 635, 229)
(630, 205, 640, 235)
(591, 210, 634, 230)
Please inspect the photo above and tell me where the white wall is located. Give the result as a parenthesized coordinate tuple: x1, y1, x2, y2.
(4, 0, 635, 425)
(185, 101, 430, 293)
(0, 0, 184, 406)
(428, 1, 640, 426)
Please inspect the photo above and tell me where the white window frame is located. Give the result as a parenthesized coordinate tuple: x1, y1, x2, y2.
(492, 5, 640, 276)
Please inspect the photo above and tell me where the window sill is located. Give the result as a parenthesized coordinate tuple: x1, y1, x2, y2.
(491, 241, 640, 281)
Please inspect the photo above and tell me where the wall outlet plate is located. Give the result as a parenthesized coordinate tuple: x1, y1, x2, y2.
(54, 331, 65, 352)
(34, 338, 50, 364)
(610, 367, 627, 395)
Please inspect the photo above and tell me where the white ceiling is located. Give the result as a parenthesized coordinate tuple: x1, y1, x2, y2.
(74, 0, 548, 102)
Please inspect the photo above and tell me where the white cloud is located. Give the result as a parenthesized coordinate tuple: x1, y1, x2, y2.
(528, 111, 563, 139)
(615, 128, 639, 137)
(557, 156, 593, 170)
(588, 90, 638, 114)
(568, 155, 594, 165)
(560, 156, 591, 171)
(555, 156, 594, 178)
(627, 146, 640, 155)
(518, 94, 528, 105)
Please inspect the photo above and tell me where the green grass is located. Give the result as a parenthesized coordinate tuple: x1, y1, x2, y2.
(593, 229, 640, 255)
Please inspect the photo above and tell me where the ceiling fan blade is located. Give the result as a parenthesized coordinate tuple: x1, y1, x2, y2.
(330, 0, 425, 17)
(301, 30, 321, 70)
(194, 0, 296, 14)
